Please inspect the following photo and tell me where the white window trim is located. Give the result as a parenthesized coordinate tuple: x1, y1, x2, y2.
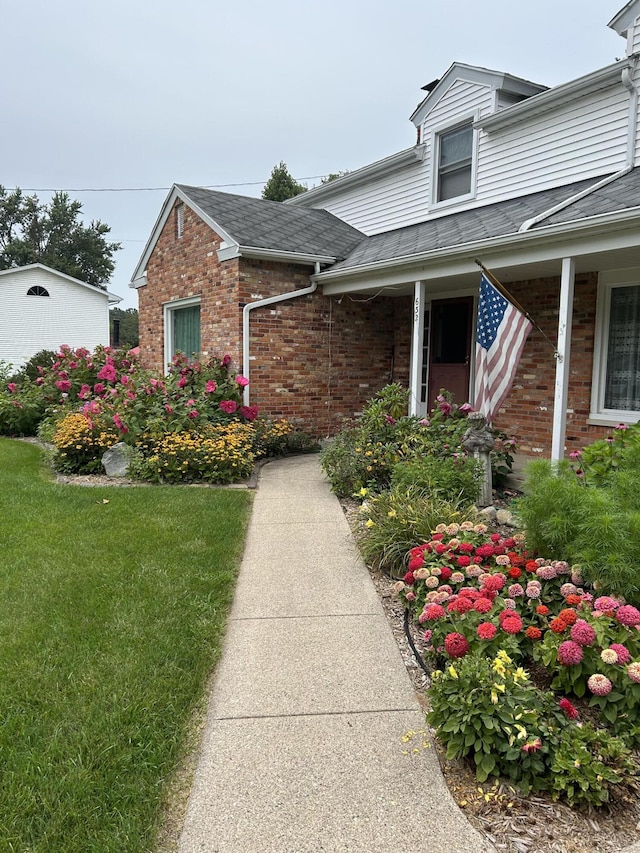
(163, 295, 201, 370)
(429, 113, 478, 212)
(589, 269, 640, 426)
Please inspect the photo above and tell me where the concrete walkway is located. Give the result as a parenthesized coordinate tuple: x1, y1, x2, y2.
(178, 455, 495, 853)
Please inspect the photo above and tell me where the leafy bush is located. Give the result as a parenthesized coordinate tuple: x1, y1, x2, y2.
(0, 379, 46, 436)
(9, 349, 58, 383)
(357, 487, 477, 576)
(321, 384, 516, 499)
(391, 454, 482, 505)
(428, 649, 635, 805)
(518, 453, 640, 600)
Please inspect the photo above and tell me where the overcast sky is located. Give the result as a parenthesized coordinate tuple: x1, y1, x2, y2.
(2, 0, 626, 308)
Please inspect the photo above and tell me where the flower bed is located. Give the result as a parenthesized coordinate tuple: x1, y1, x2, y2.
(395, 522, 640, 804)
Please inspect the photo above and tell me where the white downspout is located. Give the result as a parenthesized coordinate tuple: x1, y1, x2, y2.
(241, 262, 320, 407)
(519, 58, 638, 233)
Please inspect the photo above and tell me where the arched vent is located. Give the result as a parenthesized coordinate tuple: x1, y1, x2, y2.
(27, 285, 50, 297)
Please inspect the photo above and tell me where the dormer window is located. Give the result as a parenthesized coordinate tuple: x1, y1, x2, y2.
(436, 122, 473, 202)
(27, 285, 49, 296)
(176, 203, 184, 238)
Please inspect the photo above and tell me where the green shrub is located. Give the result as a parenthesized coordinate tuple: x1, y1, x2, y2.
(391, 454, 482, 505)
(518, 456, 640, 600)
(356, 486, 476, 575)
(9, 349, 58, 383)
(321, 385, 516, 499)
(427, 649, 635, 805)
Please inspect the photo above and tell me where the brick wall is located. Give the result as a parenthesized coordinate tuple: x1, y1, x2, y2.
(240, 259, 410, 435)
(139, 200, 613, 451)
(139, 201, 242, 372)
(493, 272, 613, 455)
(139, 200, 406, 436)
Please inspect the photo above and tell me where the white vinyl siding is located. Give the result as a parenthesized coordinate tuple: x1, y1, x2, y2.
(305, 161, 430, 236)
(0, 268, 111, 370)
(476, 86, 628, 201)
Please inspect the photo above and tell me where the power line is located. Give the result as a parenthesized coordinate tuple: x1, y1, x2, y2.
(14, 175, 330, 193)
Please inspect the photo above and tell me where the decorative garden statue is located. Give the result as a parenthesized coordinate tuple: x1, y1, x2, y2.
(461, 411, 495, 507)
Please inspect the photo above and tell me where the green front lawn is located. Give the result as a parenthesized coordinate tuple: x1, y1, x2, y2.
(0, 439, 252, 852)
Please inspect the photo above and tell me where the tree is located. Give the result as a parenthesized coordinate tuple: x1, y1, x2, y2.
(321, 170, 350, 184)
(110, 307, 139, 348)
(0, 186, 121, 288)
(261, 162, 306, 202)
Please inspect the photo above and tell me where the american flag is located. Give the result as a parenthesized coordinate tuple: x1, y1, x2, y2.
(474, 273, 532, 423)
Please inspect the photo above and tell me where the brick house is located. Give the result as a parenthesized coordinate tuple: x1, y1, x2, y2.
(133, 1, 640, 459)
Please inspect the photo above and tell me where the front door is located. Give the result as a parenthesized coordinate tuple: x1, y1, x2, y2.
(427, 296, 473, 408)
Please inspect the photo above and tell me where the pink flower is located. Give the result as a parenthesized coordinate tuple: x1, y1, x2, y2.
(594, 596, 619, 612)
(587, 674, 613, 696)
(240, 405, 258, 422)
(221, 354, 231, 367)
(444, 632, 469, 659)
(473, 597, 493, 614)
(616, 605, 640, 627)
(559, 698, 579, 720)
(164, 404, 174, 414)
(97, 364, 117, 382)
(508, 583, 524, 598)
(477, 622, 497, 640)
(177, 377, 188, 388)
(459, 403, 473, 413)
(205, 380, 217, 393)
(6, 382, 17, 392)
(558, 640, 584, 666)
(610, 644, 631, 664)
(615, 423, 629, 430)
(570, 619, 596, 646)
(188, 409, 199, 419)
(569, 450, 582, 459)
(113, 413, 128, 433)
(521, 738, 542, 754)
(55, 379, 71, 392)
(219, 400, 238, 414)
(93, 383, 106, 395)
(627, 663, 640, 683)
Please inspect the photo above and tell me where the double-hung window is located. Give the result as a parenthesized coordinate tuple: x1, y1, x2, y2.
(435, 122, 474, 203)
(591, 270, 640, 423)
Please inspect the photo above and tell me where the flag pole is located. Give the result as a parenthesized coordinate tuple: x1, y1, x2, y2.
(474, 259, 559, 358)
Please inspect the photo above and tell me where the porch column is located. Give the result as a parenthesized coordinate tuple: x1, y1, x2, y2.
(551, 257, 575, 462)
(409, 281, 426, 416)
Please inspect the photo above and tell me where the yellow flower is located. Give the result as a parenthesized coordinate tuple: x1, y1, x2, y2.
(387, 509, 397, 518)
(358, 487, 368, 497)
(365, 519, 375, 528)
(448, 665, 458, 679)
(490, 690, 499, 704)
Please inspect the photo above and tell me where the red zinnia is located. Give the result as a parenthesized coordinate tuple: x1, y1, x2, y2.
(423, 604, 446, 621)
(473, 597, 493, 614)
(477, 622, 497, 640)
(501, 614, 523, 634)
(536, 605, 550, 616)
(403, 571, 415, 585)
(559, 698, 579, 719)
(565, 594, 582, 606)
(444, 632, 470, 659)
(549, 617, 567, 634)
(457, 555, 471, 567)
(439, 566, 452, 581)
(526, 560, 539, 573)
(525, 626, 542, 640)
(508, 567, 522, 579)
(408, 555, 424, 572)
(558, 608, 578, 626)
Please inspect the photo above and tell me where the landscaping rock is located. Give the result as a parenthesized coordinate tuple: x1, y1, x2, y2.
(495, 508, 516, 527)
(102, 442, 134, 478)
(478, 505, 498, 523)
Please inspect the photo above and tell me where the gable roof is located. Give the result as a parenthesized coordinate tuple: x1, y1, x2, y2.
(409, 62, 546, 127)
(130, 184, 364, 283)
(320, 174, 637, 276)
(0, 263, 121, 304)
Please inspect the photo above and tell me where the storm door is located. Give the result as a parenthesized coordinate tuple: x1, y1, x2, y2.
(427, 296, 473, 408)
